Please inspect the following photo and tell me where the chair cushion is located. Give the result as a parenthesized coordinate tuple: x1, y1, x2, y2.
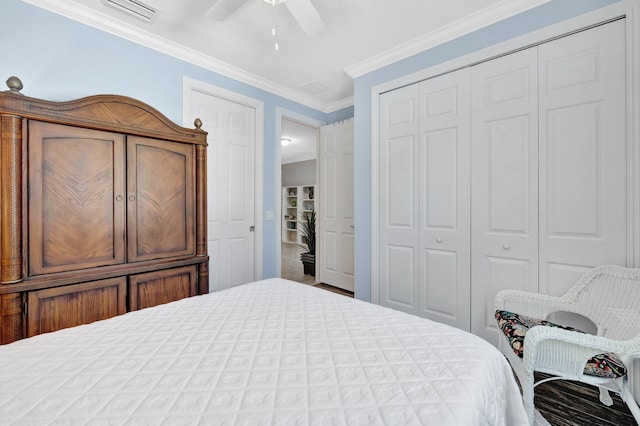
(495, 310, 627, 379)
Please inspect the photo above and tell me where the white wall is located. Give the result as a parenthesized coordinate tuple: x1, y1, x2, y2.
(282, 160, 316, 188)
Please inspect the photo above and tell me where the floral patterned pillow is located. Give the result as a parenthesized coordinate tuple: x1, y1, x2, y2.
(495, 310, 627, 379)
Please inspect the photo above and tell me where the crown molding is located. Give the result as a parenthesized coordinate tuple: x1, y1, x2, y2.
(344, 0, 552, 78)
(22, 0, 351, 113)
(326, 96, 354, 113)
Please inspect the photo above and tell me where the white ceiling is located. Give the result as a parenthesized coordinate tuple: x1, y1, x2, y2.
(281, 118, 318, 164)
(24, 0, 550, 112)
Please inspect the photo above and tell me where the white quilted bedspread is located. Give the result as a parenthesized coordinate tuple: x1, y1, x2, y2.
(0, 279, 528, 425)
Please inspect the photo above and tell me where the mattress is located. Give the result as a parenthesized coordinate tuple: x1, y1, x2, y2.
(0, 278, 528, 425)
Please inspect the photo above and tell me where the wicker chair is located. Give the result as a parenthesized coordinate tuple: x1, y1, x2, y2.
(494, 265, 640, 425)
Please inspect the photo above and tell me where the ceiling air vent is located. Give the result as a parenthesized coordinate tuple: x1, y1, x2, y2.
(301, 81, 330, 95)
(103, 0, 157, 22)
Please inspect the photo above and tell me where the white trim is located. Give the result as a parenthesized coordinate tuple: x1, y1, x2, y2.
(370, 1, 638, 307)
(182, 76, 265, 282)
(345, 0, 552, 78)
(275, 107, 325, 281)
(22, 0, 347, 113)
(370, 89, 380, 305)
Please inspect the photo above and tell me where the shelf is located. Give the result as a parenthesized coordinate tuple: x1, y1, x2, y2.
(282, 185, 315, 244)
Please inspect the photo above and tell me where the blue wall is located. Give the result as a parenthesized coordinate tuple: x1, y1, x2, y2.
(352, 0, 622, 301)
(1, 0, 353, 280)
(1, 0, 623, 296)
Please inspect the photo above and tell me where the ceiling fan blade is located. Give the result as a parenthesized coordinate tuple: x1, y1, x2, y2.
(284, 0, 326, 37)
(204, 0, 248, 21)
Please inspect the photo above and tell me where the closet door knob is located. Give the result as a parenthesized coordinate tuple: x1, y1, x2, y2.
(436, 238, 443, 243)
(502, 244, 511, 250)
(115, 195, 123, 201)
(129, 195, 136, 201)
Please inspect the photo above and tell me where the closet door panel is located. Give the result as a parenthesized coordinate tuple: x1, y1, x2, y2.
(471, 48, 539, 343)
(379, 84, 420, 315)
(418, 68, 471, 330)
(538, 20, 627, 295)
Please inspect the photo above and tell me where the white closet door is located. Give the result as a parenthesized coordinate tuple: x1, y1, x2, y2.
(471, 48, 539, 343)
(379, 84, 421, 315)
(319, 119, 355, 292)
(418, 69, 471, 330)
(538, 20, 627, 296)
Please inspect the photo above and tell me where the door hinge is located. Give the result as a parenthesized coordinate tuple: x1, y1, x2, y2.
(250, 226, 255, 232)
(23, 301, 28, 316)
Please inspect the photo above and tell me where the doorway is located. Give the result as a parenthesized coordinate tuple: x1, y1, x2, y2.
(280, 118, 319, 285)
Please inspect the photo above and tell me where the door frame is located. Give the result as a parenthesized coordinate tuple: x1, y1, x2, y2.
(275, 107, 325, 279)
(182, 76, 264, 282)
(369, 0, 640, 304)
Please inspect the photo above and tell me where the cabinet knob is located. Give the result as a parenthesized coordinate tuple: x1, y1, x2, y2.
(129, 195, 136, 201)
(436, 237, 443, 243)
(502, 244, 511, 250)
(115, 195, 123, 201)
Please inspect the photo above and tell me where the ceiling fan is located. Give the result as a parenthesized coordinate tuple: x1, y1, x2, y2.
(205, 0, 326, 37)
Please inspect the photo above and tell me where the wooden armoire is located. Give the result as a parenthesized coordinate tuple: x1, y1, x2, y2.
(0, 77, 209, 344)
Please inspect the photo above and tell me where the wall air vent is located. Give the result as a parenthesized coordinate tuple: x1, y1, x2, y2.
(103, 0, 157, 22)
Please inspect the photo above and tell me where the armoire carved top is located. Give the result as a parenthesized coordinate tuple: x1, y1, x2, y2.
(1, 76, 207, 145)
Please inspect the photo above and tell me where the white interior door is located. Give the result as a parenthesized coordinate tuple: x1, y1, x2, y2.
(319, 119, 354, 292)
(378, 84, 421, 315)
(189, 90, 256, 291)
(538, 20, 627, 296)
(470, 47, 539, 343)
(418, 68, 471, 330)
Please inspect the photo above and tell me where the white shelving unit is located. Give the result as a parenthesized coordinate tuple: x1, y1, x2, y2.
(282, 185, 315, 245)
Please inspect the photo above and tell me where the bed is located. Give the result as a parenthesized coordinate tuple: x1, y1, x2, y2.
(0, 279, 527, 424)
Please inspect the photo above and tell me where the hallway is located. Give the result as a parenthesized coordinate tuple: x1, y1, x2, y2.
(281, 242, 315, 285)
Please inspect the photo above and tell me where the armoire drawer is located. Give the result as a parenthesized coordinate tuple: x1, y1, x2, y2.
(128, 265, 197, 311)
(27, 277, 127, 337)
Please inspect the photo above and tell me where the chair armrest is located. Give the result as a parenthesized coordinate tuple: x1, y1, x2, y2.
(495, 289, 567, 319)
(523, 326, 640, 377)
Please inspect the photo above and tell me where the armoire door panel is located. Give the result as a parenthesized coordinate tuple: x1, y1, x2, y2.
(538, 20, 627, 276)
(471, 47, 539, 342)
(127, 136, 195, 262)
(28, 121, 126, 275)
